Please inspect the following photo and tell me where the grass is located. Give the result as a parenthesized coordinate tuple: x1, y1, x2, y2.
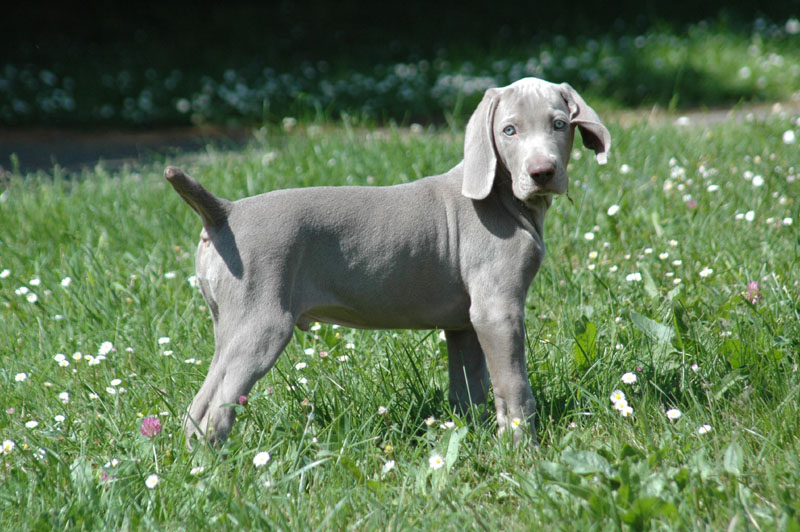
(1, 112, 800, 530)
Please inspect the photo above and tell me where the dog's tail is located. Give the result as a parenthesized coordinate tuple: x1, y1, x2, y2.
(164, 166, 232, 229)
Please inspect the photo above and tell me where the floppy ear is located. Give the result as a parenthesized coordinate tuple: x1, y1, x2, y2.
(462, 88, 501, 199)
(560, 83, 611, 165)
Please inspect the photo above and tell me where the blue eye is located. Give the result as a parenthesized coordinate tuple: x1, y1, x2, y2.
(503, 125, 516, 136)
(554, 119, 567, 130)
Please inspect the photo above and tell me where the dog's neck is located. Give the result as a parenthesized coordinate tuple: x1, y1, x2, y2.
(494, 171, 550, 239)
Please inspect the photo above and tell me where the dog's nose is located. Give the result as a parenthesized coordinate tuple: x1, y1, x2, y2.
(528, 159, 557, 186)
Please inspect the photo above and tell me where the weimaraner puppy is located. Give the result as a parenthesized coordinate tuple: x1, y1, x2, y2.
(166, 77, 610, 446)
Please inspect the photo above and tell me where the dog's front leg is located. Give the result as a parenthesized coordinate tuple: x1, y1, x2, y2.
(470, 301, 537, 444)
(446, 328, 490, 415)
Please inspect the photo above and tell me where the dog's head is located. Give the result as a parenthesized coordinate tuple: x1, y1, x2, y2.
(462, 77, 610, 203)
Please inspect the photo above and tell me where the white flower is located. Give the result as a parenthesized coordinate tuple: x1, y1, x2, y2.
(310, 323, 322, 332)
(744, 210, 755, 222)
(583, 231, 595, 241)
(510, 417, 522, 429)
(377, 405, 388, 415)
(295, 362, 307, 370)
(690, 363, 700, 372)
(54, 414, 66, 423)
(25, 420, 39, 429)
(15, 286, 29, 295)
(164, 272, 177, 279)
(106, 387, 117, 395)
(424, 416, 437, 427)
(190, 466, 205, 476)
(439, 420, 456, 430)
(253, 451, 271, 467)
(26, 293, 38, 303)
(697, 424, 712, 435)
(607, 204, 620, 216)
(157, 337, 170, 345)
(337, 355, 349, 362)
(29, 278, 41, 286)
(54, 353, 66, 363)
(98, 341, 114, 355)
(783, 217, 793, 226)
(752, 175, 764, 187)
(428, 453, 445, 470)
(15, 372, 27, 382)
(88, 392, 99, 400)
(588, 251, 599, 260)
(2, 440, 15, 454)
(707, 184, 719, 192)
(619, 405, 634, 417)
(58, 392, 70, 404)
(110, 378, 122, 386)
(345, 343, 355, 350)
(304, 348, 315, 355)
(666, 408, 682, 420)
(145, 474, 159, 489)
(699, 267, 713, 278)
(187, 275, 199, 288)
(625, 272, 642, 282)
(162, 350, 173, 356)
(0, 269, 10, 278)
(619, 164, 631, 175)
(61, 277, 72, 287)
(783, 130, 796, 144)
(621, 372, 637, 384)
(382, 460, 396, 473)
(72, 352, 83, 361)
(297, 377, 308, 385)
(610, 390, 626, 405)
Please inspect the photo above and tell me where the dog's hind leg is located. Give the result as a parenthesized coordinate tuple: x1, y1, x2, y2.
(184, 313, 295, 447)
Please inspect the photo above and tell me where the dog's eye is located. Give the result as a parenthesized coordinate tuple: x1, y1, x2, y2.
(503, 125, 517, 136)
(554, 119, 567, 130)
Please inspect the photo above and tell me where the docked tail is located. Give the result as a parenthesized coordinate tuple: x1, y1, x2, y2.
(164, 166, 232, 229)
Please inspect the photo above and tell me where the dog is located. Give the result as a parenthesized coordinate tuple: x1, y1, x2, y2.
(166, 77, 610, 446)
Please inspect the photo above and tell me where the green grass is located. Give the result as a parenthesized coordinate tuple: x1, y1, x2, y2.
(1, 114, 799, 530)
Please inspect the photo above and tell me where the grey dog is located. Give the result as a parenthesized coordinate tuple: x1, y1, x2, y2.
(166, 77, 610, 446)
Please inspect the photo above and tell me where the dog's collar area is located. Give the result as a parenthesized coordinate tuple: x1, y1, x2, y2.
(493, 175, 546, 239)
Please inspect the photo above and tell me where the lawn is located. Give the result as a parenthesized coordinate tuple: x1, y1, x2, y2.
(1, 107, 799, 530)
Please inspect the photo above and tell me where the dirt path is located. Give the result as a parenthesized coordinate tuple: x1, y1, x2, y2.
(2, 101, 798, 175)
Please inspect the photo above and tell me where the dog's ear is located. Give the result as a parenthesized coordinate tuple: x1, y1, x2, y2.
(462, 88, 501, 199)
(560, 83, 611, 165)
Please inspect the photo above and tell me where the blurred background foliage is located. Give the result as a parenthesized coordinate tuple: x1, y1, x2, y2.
(2, 1, 800, 128)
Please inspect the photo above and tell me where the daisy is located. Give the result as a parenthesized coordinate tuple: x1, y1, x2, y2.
(26, 293, 38, 303)
(0, 269, 10, 278)
(619, 405, 634, 417)
(607, 204, 620, 216)
(510, 417, 522, 429)
(583, 232, 595, 241)
(25, 420, 39, 429)
(377, 406, 388, 415)
(145, 474, 159, 489)
(98, 341, 114, 355)
(304, 348, 315, 355)
(609, 390, 626, 405)
(253, 451, 271, 468)
(54, 414, 65, 423)
(58, 392, 70, 404)
(29, 278, 41, 286)
(621, 372, 637, 384)
(295, 362, 307, 370)
(15, 372, 27, 382)
(666, 408, 682, 421)
(697, 424, 712, 435)
(3, 440, 15, 454)
(382, 460, 396, 473)
(699, 267, 713, 278)
(428, 453, 445, 470)
(625, 272, 642, 282)
(424, 416, 437, 427)
(190, 466, 205, 476)
(158, 337, 170, 345)
(61, 277, 72, 287)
